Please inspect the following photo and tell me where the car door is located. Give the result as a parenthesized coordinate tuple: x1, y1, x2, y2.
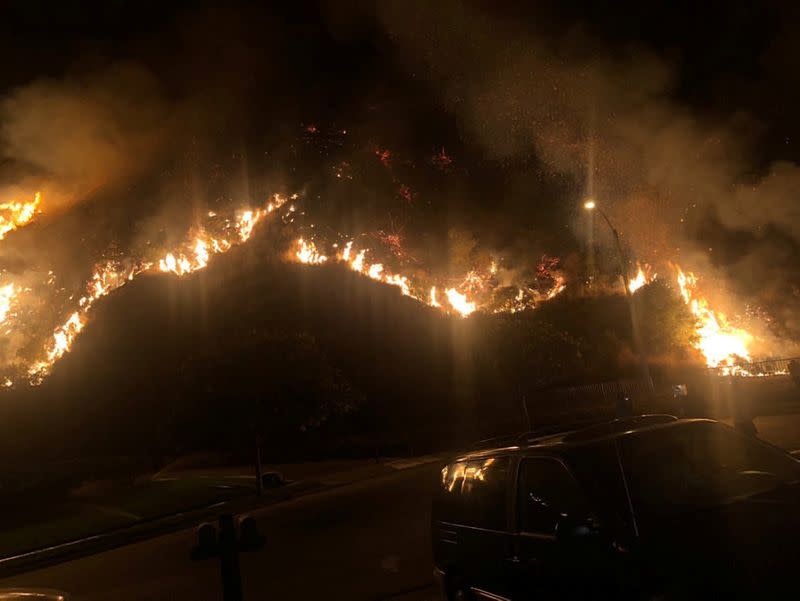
(512, 456, 595, 599)
(456, 456, 514, 597)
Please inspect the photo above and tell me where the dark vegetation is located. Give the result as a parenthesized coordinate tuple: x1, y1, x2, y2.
(0, 227, 699, 477)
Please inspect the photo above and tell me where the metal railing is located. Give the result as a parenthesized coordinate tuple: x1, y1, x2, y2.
(709, 357, 799, 378)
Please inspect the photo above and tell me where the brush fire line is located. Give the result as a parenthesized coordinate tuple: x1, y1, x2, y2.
(0, 190, 775, 388)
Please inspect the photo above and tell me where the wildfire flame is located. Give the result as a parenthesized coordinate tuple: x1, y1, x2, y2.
(292, 237, 564, 318)
(444, 288, 476, 317)
(674, 266, 753, 373)
(0, 283, 16, 326)
(295, 237, 481, 315)
(295, 238, 328, 265)
(627, 262, 657, 294)
(158, 206, 271, 277)
(15, 186, 767, 387)
(22, 194, 290, 385)
(0, 192, 41, 240)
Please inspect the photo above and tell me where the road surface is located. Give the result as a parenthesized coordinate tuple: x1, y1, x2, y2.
(0, 464, 442, 601)
(3, 415, 800, 601)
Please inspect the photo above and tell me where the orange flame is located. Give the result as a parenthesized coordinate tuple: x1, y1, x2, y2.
(674, 265, 752, 373)
(628, 262, 656, 294)
(0, 192, 41, 240)
(24, 195, 290, 385)
(295, 238, 328, 264)
(445, 288, 476, 317)
(0, 283, 17, 326)
(429, 286, 441, 307)
(290, 237, 569, 318)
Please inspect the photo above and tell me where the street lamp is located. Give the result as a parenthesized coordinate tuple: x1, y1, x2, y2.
(583, 199, 630, 298)
(584, 198, 654, 400)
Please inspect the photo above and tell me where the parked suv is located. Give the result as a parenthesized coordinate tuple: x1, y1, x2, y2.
(432, 416, 800, 600)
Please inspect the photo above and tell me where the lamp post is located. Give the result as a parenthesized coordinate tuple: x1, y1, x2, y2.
(583, 199, 632, 300)
(584, 199, 654, 401)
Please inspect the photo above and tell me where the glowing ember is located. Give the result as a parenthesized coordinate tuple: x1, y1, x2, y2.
(445, 288, 476, 317)
(429, 286, 441, 307)
(0, 192, 41, 240)
(675, 266, 753, 372)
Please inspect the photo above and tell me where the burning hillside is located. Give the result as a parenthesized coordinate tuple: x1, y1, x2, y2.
(0, 183, 784, 388)
(603, 262, 757, 371)
(0, 191, 293, 385)
(293, 237, 565, 317)
(288, 224, 780, 376)
(0, 1, 797, 391)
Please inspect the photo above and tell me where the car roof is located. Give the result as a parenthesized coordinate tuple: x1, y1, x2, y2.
(453, 415, 716, 462)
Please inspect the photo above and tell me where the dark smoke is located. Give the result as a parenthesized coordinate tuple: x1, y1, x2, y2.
(0, 0, 799, 371)
(344, 0, 800, 344)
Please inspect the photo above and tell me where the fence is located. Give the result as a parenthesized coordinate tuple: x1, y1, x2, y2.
(535, 358, 800, 424)
(709, 357, 799, 378)
(533, 377, 657, 423)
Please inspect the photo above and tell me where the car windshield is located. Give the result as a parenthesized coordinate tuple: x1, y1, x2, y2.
(620, 422, 800, 526)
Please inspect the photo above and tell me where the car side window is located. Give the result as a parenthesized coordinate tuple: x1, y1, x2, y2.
(518, 458, 589, 535)
(437, 457, 510, 530)
(460, 456, 511, 530)
(436, 461, 468, 522)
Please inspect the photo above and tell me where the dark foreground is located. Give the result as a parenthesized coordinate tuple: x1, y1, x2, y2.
(0, 464, 440, 601)
(3, 415, 800, 600)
